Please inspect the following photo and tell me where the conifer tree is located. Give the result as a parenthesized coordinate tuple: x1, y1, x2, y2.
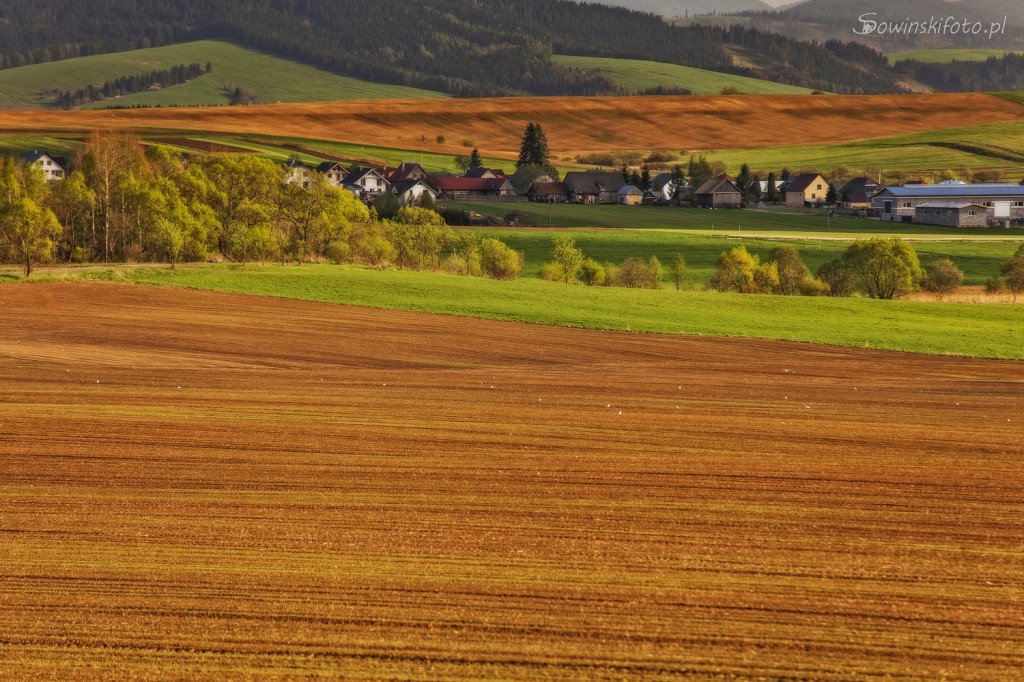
(469, 147, 483, 170)
(517, 123, 549, 168)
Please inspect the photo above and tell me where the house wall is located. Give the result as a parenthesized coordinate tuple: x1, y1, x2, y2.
(785, 179, 827, 207)
(618, 194, 641, 205)
(914, 207, 988, 228)
(713, 192, 742, 208)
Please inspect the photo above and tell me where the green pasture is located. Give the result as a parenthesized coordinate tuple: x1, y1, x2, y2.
(701, 119, 1024, 178)
(0, 40, 446, 108)
(43, 264, 1024, 360)
(552, 55, 816, 95)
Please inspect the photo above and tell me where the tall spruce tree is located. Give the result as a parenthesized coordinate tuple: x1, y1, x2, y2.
(469, 147, 483, 170)
(517, 123, 549, 168)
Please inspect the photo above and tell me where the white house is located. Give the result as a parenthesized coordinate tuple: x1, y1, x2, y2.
(23, 151, 66, 181)
(391, 179, 438, 207)
(343, 166, 391, 199)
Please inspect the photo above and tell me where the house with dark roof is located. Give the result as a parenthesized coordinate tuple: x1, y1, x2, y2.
(316, 161, 348, 187)
(563, 171, 626, 204)
(784, 173, 828, 207)
(391, 179, 438, 207)
(837, 177, 879, 210)
(386, 162, 428, 184)
(343, 166, 391, 199)
(650, 172, 688, 204)
(24, 151, 66, 181)
(693, 174, 742, 208)
(432, 176, 515, 200)
(871, 183, 1024, 225)
(527, 181, 569, 202)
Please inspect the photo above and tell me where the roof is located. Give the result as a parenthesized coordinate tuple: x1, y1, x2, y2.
(528, 181, 568, 195)
(391, 178, 436, 194)
(617, 184, 642, 195)
(432, 176, 511, 192)
(784, 173, 826, 193)
(387, 162, 427, 182)
(316, 161, 346, 174)
(462, 167, 505, 179)
(651, 172, 686, 191)
(876, 184, 1024, 198)
(695, 174, 741, 196)
(841, 189, 872, 204)
(23, 151, 65, 167)
(838, 176, 878, 194)
(342, 166, 389, 185)
(286, 159, 313, 170)
(564, 170, 627, 194)
(915, 202, 987, 209)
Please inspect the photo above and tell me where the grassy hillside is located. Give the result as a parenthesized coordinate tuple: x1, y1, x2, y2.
(552, 55, 815, 95)
(0, 40, 447, 108)
(51, 264, 1024, 359)
(888, 49, 1024, 64)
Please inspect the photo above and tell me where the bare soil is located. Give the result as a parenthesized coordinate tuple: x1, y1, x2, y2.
(1, 282, 1022, 680)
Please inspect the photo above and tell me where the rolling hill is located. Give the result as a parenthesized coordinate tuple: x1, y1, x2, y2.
(0, 40, 447, 108)
(551, 55, 817, 94)
(888, 49, 1024, 64)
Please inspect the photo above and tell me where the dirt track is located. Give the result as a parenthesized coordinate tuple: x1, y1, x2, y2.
(1, 282, 1022, 679)
(0, 92, 1021, 155)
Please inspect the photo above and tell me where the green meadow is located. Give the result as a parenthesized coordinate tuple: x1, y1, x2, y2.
(0, 40, 446, 108)
(42, 264, 1024, 360)
(551, 55, 815, 95)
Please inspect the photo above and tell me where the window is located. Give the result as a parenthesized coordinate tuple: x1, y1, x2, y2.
(902, 202, 911, 208)
(969, 211, 977, 216)
(1014, 201, 1023, 207)
(816, 184, 822, 190)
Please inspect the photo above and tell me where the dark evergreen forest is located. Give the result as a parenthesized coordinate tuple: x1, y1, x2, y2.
(0, 0, 932, 97)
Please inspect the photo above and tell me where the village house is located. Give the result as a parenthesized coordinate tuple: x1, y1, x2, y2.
(563, 170, 625, 204)
(837, 177, 879, 210)
(462, 167, 506, 179)
(692, 174, 742, 208)
(527, 180, 569, 202)
(871, 183, 1024, 226)
(284, 160, 316, 187)
(650, 172, 687, 204)
(386, 162, 429, 184)
(616, 184, 643, 205)
(783, 173, 828, 207)
(391, 178, 439, 207)
(24, 151, 66, 181)
(315, 161, 348, 187)
(343, 166, 391, 199)
(431, 176, 515, 200)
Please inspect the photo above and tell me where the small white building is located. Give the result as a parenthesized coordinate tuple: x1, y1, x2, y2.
(391, 179, 438, 207)
(23, 151, 66, 181)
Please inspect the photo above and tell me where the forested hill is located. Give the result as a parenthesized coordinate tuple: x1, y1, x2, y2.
(0, 0, 904, 97)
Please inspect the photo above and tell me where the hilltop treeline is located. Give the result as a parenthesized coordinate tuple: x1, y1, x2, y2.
(894, 54, 1024, 93)
(0, 0, 905, 97)
(56, 62, 211, 109)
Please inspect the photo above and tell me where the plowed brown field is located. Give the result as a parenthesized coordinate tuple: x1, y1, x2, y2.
(1, 93, 1021, 155)
(1, 282, 1022, 680)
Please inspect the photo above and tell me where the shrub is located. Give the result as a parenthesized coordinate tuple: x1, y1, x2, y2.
(668, 254, 687, 291)
(576, 152, 617, 167)
(324, 240, 350, 264)
(436, 134, 446, 144)
(1002, 256, 1024, 299)
(601, 261, 620, 286)
(616, 256, 662, 289)
(462, 138, 474, 147)
(580, 258, 606, 286)
(720, 86, 740, 95)
(768, 245, 812, 296)
(548, 234, 584, 284)
(985, 275, 1007, 293)
(537, 262, 561, 282)
(480, 238, 522, 280)
(707, 245, 777, 294)
(920, 258, 963, 295)
(818, 259, 854, 297)
(644, 150, 675, 163)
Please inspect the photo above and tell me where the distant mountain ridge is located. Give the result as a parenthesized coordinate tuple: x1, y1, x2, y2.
(585, 0, 772, 16)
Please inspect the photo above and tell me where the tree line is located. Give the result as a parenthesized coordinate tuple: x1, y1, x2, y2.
(0, 132, 522, 279)
(56, 62, 211, 109)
